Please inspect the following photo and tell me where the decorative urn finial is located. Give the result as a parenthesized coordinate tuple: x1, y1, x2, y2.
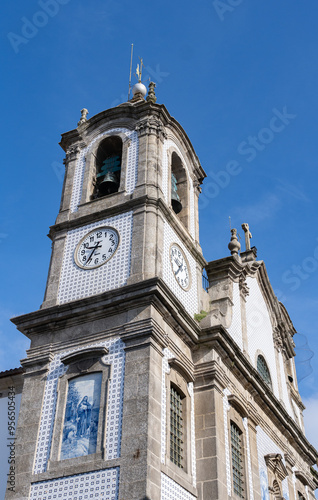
(228, 228, 241, 256)
(78, 108, 88, 126)
(146, 81, 157, 103)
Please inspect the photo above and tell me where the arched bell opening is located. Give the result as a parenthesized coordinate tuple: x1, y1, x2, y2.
(94, 136, 122, 198)
(171, 152, 189, 229)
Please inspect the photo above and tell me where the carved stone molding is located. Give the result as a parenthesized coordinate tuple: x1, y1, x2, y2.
(168, 357, 194, 383)
(65, 144, 81, 161)
(135, 118, 167, 141)
(239, 274, 249, 300)
(264, 453, 288, 481)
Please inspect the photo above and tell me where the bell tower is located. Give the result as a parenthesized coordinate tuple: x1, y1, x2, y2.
(8, 80, 317, 500)
(9, 82, 208, 500)
(41, 81, 207, 317)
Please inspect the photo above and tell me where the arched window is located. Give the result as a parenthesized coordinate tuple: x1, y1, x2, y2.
(257, 355, 272, 390)
(94, 136, 122, 198)
(230, 422, 245, 498)
(298, 492, 306, 500)
(171, 152, 189, 229)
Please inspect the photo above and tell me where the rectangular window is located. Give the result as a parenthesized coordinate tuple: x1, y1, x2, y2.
(170, 385, 183, 468)
(230, 422, 244, 498)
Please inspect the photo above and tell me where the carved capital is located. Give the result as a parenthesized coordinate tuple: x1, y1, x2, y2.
(65, 145, 81, 161)
(239, 274, 249, 300)
(273, 327, 284, 351)
(135, 118, 167, 141)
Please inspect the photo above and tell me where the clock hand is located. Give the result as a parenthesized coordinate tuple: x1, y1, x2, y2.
(85, 242, 101, 265)
(175, 263, 183, 276)
(86, 243, 102, 249)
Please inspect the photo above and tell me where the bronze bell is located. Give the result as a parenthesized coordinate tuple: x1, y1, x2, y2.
(171, 173, 182, 214)
(98, 171, 119, 196)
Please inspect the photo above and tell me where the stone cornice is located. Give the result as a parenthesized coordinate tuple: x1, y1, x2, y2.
(198, 325, 318, 464)
(11, 278, 200, 346)
(59, 101, 206, 182)
(48, 195, 206, 268)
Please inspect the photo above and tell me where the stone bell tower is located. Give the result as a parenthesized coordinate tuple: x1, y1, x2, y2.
(7, 80, 318, 500)
(9, 81, 208, 500)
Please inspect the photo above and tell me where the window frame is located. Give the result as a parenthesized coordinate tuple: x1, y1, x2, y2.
(94, 135, 123, 199)
(230, 420, 246, 499)
(48, 347, 111, 473)
(257, 354, 273, 390)
(227, 396, 249, 499)
(167, 148, 191, 231)
(81, 132, 130, 204)
(163, 357, 194, 490)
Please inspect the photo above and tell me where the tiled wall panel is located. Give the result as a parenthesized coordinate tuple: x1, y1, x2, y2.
(30, 468, 119, 500)
(163, 222, 198, 317)
(58, 212, 132, 304)
(33, 338, 125, 474)
(70, 128, 138, 213)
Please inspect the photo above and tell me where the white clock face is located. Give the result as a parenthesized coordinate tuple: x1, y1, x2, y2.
(74, 227, 120, 269)
(170, 244, 191, 290)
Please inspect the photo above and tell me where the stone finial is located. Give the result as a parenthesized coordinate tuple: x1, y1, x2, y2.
(241, 223, 252, 251)
(146, 81, 157, 103)
(77, 108, 88, 126)
(228, 228, 241, 256)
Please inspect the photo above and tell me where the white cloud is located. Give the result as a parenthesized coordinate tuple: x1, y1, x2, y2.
(303, 393, 318, 452)
(233, 193, 281, 225)
(275, 178, 310, 203)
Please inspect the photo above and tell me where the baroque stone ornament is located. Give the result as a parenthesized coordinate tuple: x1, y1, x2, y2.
(239, 274, 249, 299)
(228, 228, 241, 256)
(65, 145, 80, 161)
(135, 118, 167, 140)
(146, 81, 157, 103)
(77, 108, 89, 126)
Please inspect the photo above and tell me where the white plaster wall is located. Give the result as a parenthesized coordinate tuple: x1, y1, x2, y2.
(278, 350, 294, 418)
(256, 426, 290, 500)
(163, 222, 198, 317)
(246, 277, 280, 399)
(227, 281, 243, 350)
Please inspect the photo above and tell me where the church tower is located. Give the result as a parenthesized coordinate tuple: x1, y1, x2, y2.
(7, 81, 318, 500)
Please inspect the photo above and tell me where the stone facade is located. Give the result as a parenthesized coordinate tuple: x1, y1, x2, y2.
(4, 92, 318, 500)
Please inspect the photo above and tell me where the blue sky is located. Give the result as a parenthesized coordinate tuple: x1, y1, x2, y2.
(1, 0, 318, 454)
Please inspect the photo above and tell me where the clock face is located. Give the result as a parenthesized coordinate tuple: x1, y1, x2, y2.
(74, 227, 120, 269)
(170, 244, 191, 290)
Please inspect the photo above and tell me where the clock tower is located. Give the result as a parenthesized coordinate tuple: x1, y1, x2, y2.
(7, 82, 317, 500)
(9, 82, 208, 500)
